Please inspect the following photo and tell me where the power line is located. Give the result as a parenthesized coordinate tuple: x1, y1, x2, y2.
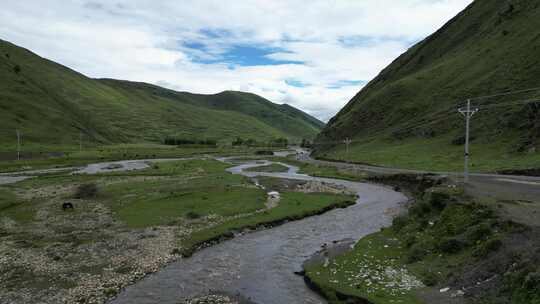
(477, 98, 540, 110)
(466, 87, 540, 101)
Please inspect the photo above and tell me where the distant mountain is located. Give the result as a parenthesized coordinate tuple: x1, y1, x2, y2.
(314, 0, 540, 170)
(0, 39, 323, 148)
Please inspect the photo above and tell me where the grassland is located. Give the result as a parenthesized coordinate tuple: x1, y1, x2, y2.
(0, 144, 277, 173)
(317, 135, 540, 173)
(180, 192, 354, 257)
(275, 157, 367, 181)
(0, 155, 353, 304)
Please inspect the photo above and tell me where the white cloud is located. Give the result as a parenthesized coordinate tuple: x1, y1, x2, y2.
(0, 0, 473, 121)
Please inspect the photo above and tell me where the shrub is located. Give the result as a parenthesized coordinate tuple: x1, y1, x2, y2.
(392, 215, 408, 232)
(103, 288, 116, 297)
(524, 272, 540, 291)
(465, 223, 492, 245)
(407, 243, 429, 263)
(473, 238, 503, 258)
(427, 190, 451, 210)
(185, 211, 201, 219)
(438, 237, 464, 254)
(404, 234, 418, 248)
(255, 150, 273, 155)
(74, 183, 98, 199)
(421, 271, 439, 287)
(409, 200, 432, 217)
(13, 65, 21, 74)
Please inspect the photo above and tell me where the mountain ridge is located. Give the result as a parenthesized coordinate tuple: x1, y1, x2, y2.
(0, 39, 323, 149)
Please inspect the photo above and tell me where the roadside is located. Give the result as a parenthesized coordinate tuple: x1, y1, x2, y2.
(289, 149, 540, 227)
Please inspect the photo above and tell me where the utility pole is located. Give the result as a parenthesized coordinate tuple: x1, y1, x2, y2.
(343, 137, 352, 162)
(458, 99, 479, 183)
(16, 129, 21, 161)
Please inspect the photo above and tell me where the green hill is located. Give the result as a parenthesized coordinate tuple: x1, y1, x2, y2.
(314, 0, 540, 172)
(0, 39, 323, 150)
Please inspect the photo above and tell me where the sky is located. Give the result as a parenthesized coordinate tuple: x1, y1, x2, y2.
(0, 0, 473, 122)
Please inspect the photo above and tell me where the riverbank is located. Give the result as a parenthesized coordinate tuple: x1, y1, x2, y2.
(302, 173, 540, 304)
(0, 145, 282, 173)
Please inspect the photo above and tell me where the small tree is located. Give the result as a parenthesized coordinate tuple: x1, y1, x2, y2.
(13, 65, 21, 74)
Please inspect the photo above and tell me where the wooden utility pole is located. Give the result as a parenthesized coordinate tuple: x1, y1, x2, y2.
(16, 129, 21, 160)
(343, 137, 352, 162)
(458, 99, 479, 183)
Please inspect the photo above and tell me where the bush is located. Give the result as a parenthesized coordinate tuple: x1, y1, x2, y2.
(407, 243, 429, 263)
(427, 191, 451, 210)
(392, 215, 408, 232)
(74, 183, 98, 199)
(13, 65, 21, 74)
(473, 238, 503, 258)
(524, 272, 540, 291)
(465, 223, 493, 245)
(438, 237, 464, 254)
(255, 150, 273, 155)
(163, 137, 217, 146)
(404, 234, 418, 248)
(409, 200, 432, 217)
(421, 271, 439, 287)
(185, 211, 201, 219)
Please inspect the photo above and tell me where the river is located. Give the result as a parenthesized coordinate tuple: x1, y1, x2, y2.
(109, 158, 407, 304)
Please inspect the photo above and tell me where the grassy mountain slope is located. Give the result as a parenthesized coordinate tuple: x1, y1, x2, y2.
(315, 0, 540, 172)
(0, 39, 323, 150)
(100, 80, 324, 141)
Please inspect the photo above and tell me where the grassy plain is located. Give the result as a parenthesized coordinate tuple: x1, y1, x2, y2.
(0, 155, 353, 303)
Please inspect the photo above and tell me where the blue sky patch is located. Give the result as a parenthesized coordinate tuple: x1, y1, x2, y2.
(285, 79, 309, 88)
(328, 80, 366, 89)
(338, 35, 375, 48)
(183, 40, 304, 66)
(199, 28, 234, 39)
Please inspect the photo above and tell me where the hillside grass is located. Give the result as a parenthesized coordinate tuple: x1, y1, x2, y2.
(315, 0, 540, 172)
(318, 135, 540, 172)
(0, 39, 322, 148)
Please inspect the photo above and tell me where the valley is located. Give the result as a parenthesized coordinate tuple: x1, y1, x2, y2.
(1, 0, 540, 303)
